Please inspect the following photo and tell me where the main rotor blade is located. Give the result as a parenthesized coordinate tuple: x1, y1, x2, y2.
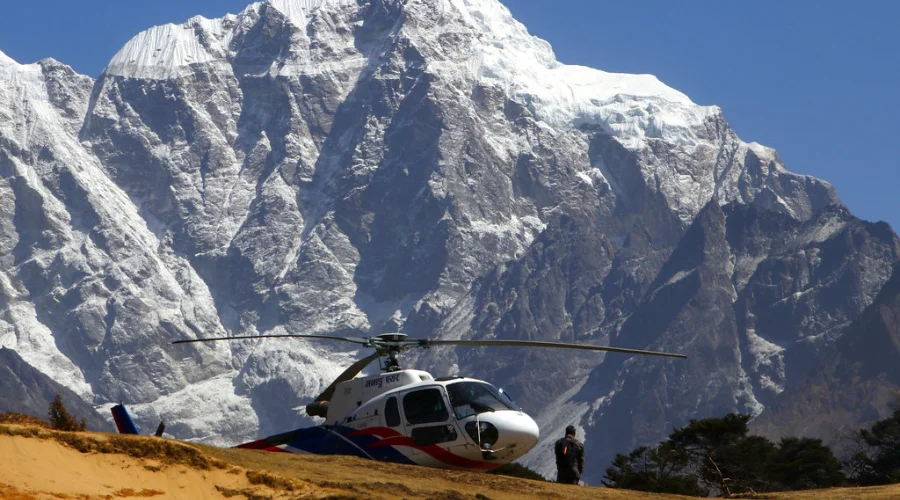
(422, 339, 687, 359)
(172, 334, 368, 345)
(314, 352, 383, 402)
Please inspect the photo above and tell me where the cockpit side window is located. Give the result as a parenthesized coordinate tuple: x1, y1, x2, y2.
(403, 388, 449, 425)
(385, 396, 401, 427)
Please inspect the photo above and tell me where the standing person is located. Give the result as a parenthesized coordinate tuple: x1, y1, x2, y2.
(554, 425, 584, 484)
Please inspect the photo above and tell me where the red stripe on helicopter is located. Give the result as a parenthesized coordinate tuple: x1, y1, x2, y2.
(349, 427, 497, 471)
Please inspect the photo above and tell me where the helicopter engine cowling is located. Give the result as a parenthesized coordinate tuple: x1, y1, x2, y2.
(306, 401, 329, 418)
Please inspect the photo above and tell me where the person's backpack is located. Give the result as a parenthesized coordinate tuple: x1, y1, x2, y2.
(555, 437, 578, 468)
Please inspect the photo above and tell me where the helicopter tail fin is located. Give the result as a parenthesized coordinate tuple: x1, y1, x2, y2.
(111, 403, 140, 435)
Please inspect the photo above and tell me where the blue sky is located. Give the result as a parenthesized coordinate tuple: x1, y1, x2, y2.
(2, 0, 897, 231)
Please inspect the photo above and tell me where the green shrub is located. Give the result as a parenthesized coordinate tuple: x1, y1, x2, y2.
(48, 394, 86, 432)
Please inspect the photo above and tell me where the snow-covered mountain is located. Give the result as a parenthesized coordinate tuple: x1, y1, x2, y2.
(1, 0, 897, 483)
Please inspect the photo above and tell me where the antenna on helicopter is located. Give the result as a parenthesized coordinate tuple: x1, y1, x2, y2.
(172, 332, 686, 418)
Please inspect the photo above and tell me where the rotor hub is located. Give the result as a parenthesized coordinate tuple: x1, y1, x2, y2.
(375, 333, 408, 343)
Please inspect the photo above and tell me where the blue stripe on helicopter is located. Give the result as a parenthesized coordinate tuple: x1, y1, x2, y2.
(237, 425, 416, 465)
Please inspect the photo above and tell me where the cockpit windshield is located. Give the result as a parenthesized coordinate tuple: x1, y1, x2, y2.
(446, 381, 517, 419)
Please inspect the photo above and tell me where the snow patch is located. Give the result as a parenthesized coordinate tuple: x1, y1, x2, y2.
(110, 374, 258, 446)
(664, 269, 695, 287)
(105, 22, 219, 79)
(0, 59, 48, 147)
(807, 217, 848, 243)
(747, 141, 776, 161)
(575, 171, 594, 187)
(422, 0, 719, 148)
(267, 0, 355, 27)
(0, 49, 16, 66)
(466, 214, 546, 258)
(0, 299, 93, 399)
(745, 327, 785, 394)
(735, 365, 764, 417)
(104, 0, 357, 79)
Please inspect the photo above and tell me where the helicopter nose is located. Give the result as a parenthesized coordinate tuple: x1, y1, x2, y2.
(509, 412, 540, 450)
(479, 411, 540, 457)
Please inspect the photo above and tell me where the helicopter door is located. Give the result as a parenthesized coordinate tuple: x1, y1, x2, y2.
(384, 396, 402, 429)
(400, 387, 466, 456)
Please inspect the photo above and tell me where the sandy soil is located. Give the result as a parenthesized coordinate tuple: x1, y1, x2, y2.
(1, 423, 898, 500)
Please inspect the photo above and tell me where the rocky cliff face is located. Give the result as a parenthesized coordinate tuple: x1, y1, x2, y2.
(1, 0, 897, 482)
(752, 260, 900, 448)
(0, 347, 111, 430)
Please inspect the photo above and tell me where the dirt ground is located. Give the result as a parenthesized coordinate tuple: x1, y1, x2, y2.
(1, 422, 898, 500)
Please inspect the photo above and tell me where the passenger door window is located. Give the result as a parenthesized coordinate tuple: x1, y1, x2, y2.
(385, 396, 401, 428)
(401, 388, 462, 449)
(403, 388, 449, 425)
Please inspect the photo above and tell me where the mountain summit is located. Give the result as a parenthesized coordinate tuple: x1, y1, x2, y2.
(1, 0, 897, 482)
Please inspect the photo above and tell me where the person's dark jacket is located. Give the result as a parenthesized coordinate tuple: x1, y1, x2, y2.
(554, 434, 584, 484)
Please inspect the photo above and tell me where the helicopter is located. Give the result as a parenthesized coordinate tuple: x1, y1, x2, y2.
(158, 332, 686, 472)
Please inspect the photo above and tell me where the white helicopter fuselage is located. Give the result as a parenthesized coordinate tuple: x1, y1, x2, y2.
(238, 369, 540, 471)
(173, 331, 684, 471)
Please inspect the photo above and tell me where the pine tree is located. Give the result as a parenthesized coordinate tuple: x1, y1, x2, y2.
(848, 409, 900, 485)
(768, 437, 845, 490)
(603, 445, 707, 496)
(604, 413, 846, 496)
(662, 413, 765, 495)
(48, 394, 86, 432)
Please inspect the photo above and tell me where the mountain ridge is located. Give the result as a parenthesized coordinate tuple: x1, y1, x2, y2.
(0, 347, 111, 431)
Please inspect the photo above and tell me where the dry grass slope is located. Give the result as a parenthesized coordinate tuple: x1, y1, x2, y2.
(0, 412, 51, 427)
(0, 421, 227, 469)
(1, 418, 899, 500)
